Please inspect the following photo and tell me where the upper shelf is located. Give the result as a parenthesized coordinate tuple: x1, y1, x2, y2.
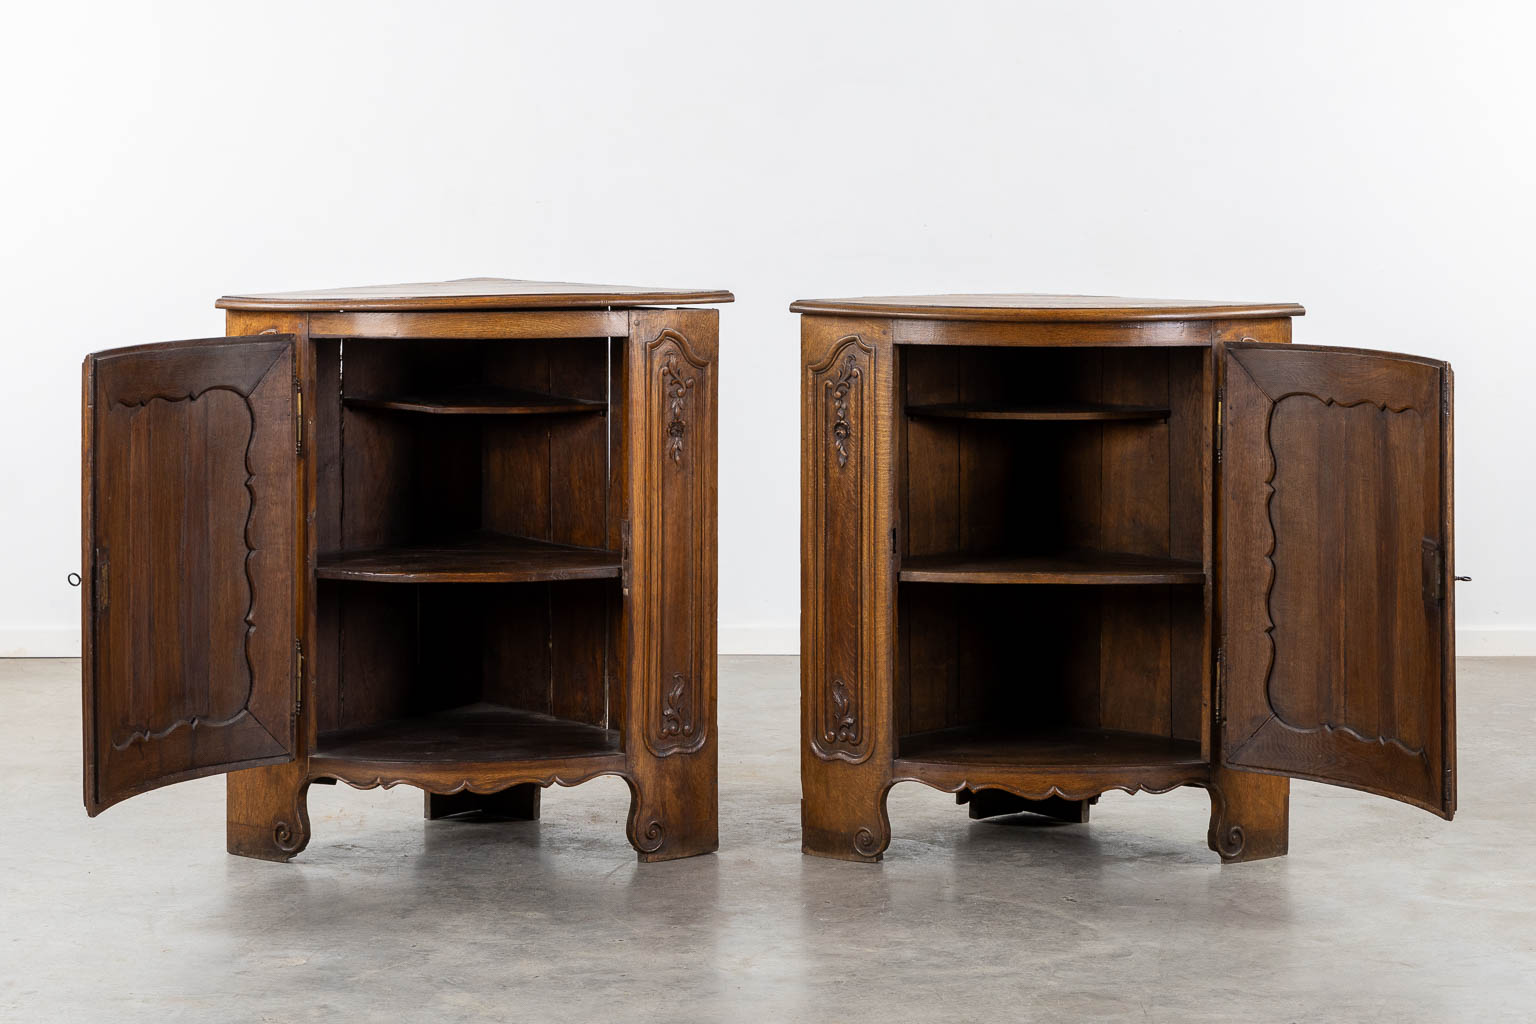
(900, 550, 1205, 585)
(345, 389, 605, 416)
(789, 293, 1305, 322)
(317, 533, 621, 584)
(217, 277, 734, 311)
(907, 401, 1169, 423)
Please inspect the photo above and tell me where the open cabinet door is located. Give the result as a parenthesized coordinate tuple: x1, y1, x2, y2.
(83, 336, 301, 814)
(1218, 342, 1454, 818)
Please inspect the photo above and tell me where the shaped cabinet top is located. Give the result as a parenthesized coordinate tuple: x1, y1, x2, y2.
(789, 294, 1305, 322)
(218, 277, 735, 312)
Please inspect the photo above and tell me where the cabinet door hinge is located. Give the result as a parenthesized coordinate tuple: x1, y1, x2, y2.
(1214, 388, 1224, 465)
(294, 638, 305, 716)
(620, 518, 632, 597)
(1213, 643, 1225, 726)
(93, 548, 110, 613)
(294, 378, 304, 455)
(1423, 539, 1445, 603)
(1443, 767, 1454, 804)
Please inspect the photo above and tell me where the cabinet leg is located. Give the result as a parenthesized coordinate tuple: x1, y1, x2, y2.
(958, 788, 1094, 823)
(801, 770, 893, 862)
(622, 732, 718, 866)
(424, 784, 541, 821)
(623, 769, 718, 863)
(227, 760, 312, 862)
(1205, 768, 1289, 863)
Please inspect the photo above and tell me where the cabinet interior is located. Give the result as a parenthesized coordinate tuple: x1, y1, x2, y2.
(309, 337, 627, 764)
(895, 345, 1211, 766)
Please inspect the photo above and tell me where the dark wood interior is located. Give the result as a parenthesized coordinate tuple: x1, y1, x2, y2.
(895, 345, 1211, 762)
(310, 336, 624, 759)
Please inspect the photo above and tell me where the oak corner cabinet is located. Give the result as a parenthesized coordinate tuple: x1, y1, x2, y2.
(794, 294, 1457, 863)
(81, 278, 729, 863)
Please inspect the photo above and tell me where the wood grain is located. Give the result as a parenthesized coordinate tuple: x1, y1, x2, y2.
(83, 336, 299, 816)
(219, 277, 733, 311)
(792, 293, 1304, 322)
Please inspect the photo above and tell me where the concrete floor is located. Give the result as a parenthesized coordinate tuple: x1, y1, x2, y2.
(1, 657, 1532, 1022)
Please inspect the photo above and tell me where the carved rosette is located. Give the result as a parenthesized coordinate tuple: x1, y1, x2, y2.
(806, 335, 876, 764)
(639, 328, 711, 758)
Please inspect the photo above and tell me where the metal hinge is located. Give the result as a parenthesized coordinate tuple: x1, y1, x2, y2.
(294, 638, 304, 716)
(1423, 539, 1444, 602)
(294, 378, 304, 455)
(1213, 643, 1225, 725)
(94, 548, 110, 613)
(620, 518, 632, 597)
(1214, 388, 1224, 464)
(1443, 767, 1454, 804)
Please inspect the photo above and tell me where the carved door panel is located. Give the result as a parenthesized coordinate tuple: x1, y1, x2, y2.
(624, 310, 717, 759)
(1218, 342, 1454, 817)
(83, 336, 302, 814)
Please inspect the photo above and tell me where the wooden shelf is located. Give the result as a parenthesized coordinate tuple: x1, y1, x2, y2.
(899, 549, 1205, 585)
(906, 401, 1168, 422)
(317, 532, 621, 584)
(345, 388, 605, 416)
(896, 727, 1204, 771)
(312, 704, 622, 767)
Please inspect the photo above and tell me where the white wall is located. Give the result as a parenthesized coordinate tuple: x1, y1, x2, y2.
(2, 0, 1533, 656)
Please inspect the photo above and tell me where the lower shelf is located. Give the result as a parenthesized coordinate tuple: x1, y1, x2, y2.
(893, 727, 1208, 796)
(898, 727, 1203, 768)
(310, 704, 625, 787)
(899, 549, 1205, 585)
(316, 532, 621, 584)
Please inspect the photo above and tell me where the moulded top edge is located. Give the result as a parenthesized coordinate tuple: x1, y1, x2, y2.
(788, 294, 1306, 322)
(216, 277, 735, 311)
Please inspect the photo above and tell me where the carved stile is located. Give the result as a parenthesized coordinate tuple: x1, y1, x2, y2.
(807, 336, 876, 764)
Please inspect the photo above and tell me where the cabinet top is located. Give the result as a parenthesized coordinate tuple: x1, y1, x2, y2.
(788, 294, 1305, 322)
(216, 277, 735, 312)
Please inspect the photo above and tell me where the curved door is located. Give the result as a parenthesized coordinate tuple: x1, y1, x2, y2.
(83, 336, 301, 814)
(1219, 342, 1454, 817)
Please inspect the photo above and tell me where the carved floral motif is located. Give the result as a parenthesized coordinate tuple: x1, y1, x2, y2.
(828, 352, 860, 468)
(825, 677, 858, 745)
(661, 355, 694, 465)
(661, 672, 694, 739)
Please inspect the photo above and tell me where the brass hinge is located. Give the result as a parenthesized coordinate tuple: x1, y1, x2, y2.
(294, 638, 305, 716)
(1214, 388, 1224, 464)
(1213, 643, 1225, 725)
(294, 378, 304, 455)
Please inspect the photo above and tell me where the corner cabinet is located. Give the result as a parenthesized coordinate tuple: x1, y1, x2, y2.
(82, 278, 729, 863)
(794, 295, 1456, 863)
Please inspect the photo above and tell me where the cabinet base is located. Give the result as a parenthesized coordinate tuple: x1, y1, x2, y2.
(223, 762, 717, 864)
(801, 775, 1293, 864)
